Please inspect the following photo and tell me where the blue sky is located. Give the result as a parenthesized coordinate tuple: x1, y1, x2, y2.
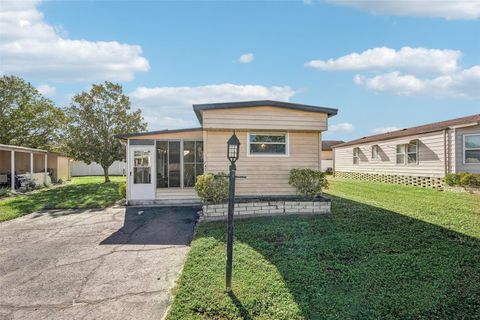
(1, 0, 479, 141)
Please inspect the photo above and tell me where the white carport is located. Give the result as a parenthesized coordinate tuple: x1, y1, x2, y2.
(0, 144, 49, 191)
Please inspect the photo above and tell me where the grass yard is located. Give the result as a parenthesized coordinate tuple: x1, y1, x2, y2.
(0, 176, 125, 222)
(167, 178, 480, 320)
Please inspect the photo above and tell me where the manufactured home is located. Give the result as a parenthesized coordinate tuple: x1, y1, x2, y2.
(117, 100, 338, 204)
(333, 114, 480, 188)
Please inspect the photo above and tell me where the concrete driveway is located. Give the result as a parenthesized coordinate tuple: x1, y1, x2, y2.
(0, 206, 199, 320)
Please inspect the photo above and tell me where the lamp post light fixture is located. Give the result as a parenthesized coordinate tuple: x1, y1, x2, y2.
(225, 131, 240, 292)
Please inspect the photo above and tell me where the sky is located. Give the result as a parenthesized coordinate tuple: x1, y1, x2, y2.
(1, 0, 479, 141)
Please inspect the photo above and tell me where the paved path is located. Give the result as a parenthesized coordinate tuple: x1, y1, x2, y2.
(0, 206, 199, 320)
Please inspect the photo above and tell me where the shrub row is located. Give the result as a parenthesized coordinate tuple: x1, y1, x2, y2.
(444, 172, 480, 187)
(194, 168, 328, 204)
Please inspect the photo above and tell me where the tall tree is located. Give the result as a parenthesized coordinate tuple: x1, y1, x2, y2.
(0, 75, 66, 150)
(65, 82, 147, 182)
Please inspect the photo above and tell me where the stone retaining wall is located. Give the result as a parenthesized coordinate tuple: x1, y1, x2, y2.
(202, 199, 331, 221)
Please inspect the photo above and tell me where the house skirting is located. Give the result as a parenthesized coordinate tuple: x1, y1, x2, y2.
(201, 197, 331, 221)
(335, 171, 444, 189)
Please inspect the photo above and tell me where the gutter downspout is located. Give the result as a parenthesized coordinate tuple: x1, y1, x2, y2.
(443, 128, 448, 177)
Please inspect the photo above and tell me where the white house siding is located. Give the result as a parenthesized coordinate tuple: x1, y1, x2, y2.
(204, 130, 322, 196)
(72, 161, 126, 176)
(455, 124, 480, 174)
(334, 130, 447, 178)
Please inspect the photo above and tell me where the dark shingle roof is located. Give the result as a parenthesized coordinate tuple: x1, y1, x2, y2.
(334, 114, 480, 148)
(322, 140, 345, 150)
(193, 100, 338, 123)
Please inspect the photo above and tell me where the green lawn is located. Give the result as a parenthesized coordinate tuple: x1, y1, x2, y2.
(0, 176, 125, 222)
(167, 178, 480, 320)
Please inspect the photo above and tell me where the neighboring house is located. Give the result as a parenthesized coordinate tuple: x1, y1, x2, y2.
(321, 140, 344, 172)
(117, 100, 338, 204)
(72, 160, 126, 176)
(0, 144, 71, 191)
(333, 114, 480, 188)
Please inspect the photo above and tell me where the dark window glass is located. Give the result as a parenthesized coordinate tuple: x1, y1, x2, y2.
(465, 150, 480, 163)
(183, 141, 195, 163)
(183, 164, 195, 187)
(156, 141, 168, 188)
(249, 134, 285, 143)
(196, 141, 204, 162)
(169, 141, 180, 187)
(250, 143, 286, 154)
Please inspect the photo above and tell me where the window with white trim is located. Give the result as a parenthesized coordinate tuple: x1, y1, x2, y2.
(353, 147, 360, 164)
(372, 145, 379, 160)
(396, 140, 418, 165)
(407, 140, 418, 164)
(248, 132, 288, 156)
(464, 134, 480, 164)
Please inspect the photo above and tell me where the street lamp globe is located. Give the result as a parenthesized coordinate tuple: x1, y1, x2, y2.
(227, 132, 240, 163)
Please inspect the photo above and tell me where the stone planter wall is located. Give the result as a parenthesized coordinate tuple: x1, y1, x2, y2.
(201, 198, 331, 221)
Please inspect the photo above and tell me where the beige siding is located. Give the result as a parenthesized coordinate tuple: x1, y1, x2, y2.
(204, 130, 322, 196)
(57, 156, 71, 181)
(455, 124, 480, 174)
(322, 150, 333, 160)
(128, 130, 203, 140)
(334, 130, 447, 178)
(201, 106, 328, 131)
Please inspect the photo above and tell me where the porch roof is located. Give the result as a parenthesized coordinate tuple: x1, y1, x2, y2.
(0, 144, 47, 153)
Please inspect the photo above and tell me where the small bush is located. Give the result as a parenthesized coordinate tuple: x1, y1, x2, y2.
(460, 173, 480, 187)
(118, 182, 127, 198)
(195, 173, 229, 204)
(289, 168, 329, 200)
(57, 179, 64, 185)
(444, 172, 480, 187)
(0, 187, 10, 198)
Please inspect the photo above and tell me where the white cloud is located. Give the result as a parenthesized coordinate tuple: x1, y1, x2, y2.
(0, 0, 149, 82)
(129, 83, 297, 130)
(324, 0, 480, 20)
(372, 126, 401, 134)
(36, 84, 56, 96)
(237, 53, 254, 64)
(354, 66, 480, 99)
(329, 122, 354, 132)
(306, 47, 461, 74)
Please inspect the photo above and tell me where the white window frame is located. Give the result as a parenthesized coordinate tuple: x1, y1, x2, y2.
(407, 140, 418, 165)
(396, 140, 419, 165)
(463, 133, 480, 165)
(247, 132, 289, 157)
(371, 145, 379, 161)
(353, 147, 360, 165)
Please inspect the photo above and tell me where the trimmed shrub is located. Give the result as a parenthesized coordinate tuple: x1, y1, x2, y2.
(195, 173, 229, 204)
(0, 187, 10, 198)
(444, 172, 480, 187)
(459, 173, 480, 187)
(119, 182, 127, 198)
(289, 168, 329, 200)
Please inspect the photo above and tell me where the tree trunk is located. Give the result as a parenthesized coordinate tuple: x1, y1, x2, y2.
(102, 166, 110, 183)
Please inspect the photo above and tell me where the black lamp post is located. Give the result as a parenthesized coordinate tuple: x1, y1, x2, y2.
(225, 131, 240, 292)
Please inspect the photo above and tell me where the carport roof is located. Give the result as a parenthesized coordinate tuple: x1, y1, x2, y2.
(0, 144, 47, 153)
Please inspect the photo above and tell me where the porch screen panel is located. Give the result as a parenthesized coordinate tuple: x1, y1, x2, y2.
(168, 141, 181, 187)
(156, 141, 168, 188)
(183, 141, 204, 187)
